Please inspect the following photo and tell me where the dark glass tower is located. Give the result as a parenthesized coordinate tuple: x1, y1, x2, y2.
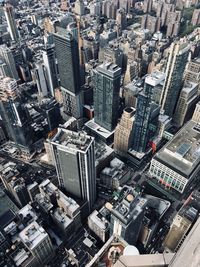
(53, 31, 80, 94)
(0, 77, 34, 151)
(93, 63, 121, 131)
(53, 30, 82, 118)
(132, 76, 160, 153)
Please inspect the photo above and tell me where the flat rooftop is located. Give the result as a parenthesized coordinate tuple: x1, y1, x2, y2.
(39, 179, 80, 216)
(89, 210, 109, 230)
(53, 208, 72, 228)
(19, 221, 49, 250)
(111, 193, 147, 224)
(155, 120, 200, 177)
(95, 142, 114, 166)
(51, 128, 94, 153)
(85, 119, 115, 139)
(96, 62, 121, 78)
(182, 81, 198, 93)
(145, 71, 165, 87)
(18, 204, 38, 222)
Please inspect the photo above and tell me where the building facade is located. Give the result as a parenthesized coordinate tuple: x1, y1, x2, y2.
(50, 128, 96, 211)
(173, 81, 199, 127)
(160, 40, 190, 117)
(53, 31, 82, 118)
(149, 120, 200, 194)
(93, 63, 121, 132)
(132, 73, 161, 153)
(114, 107, 135, 156)
(42, 44, 59, 97)
(3, 4, 19, 42)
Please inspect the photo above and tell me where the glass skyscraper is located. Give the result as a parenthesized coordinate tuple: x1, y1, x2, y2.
(0, 77, 34, 151)
(53, 30, 82, 118)
(53, 30, 80, 95)
(132, 74, 160, 153)
(93, 63, 121, 131)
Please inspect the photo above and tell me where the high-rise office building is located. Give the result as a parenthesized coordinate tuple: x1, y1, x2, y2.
(53, 31, 80, 94)
(53, 30, 82, 118)
(185, 58, 200, 92)
(0, 77, 34, 151)
(42, 44, 59, 97)
(109, 191, 147, 245)
(93, 63, 121, 132)
(19, 221, 54, 265)
(114, 107, 135, 156)
(132, 74, 160, 153)
(50, 128, 96, 211)
(173, 81, 198, 127)
(160, 40, 190, 117)
(33, 60, 50, 98)
(3, 4, 19, 42)
(0, 45, 19, 80)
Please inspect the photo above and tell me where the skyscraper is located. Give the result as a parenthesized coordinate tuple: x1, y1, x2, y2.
(19, 221, 54, 265)
(50, 128, 96, 211)
(160, 40, 190, 117)
(53, 30, 82, 118)
(0, 77, 34, 151)
(53, 31, 80, 95)
(0, 45, 19, 80)
(173, 81, 198, 127)
(93, 63, 121, 131)
(114, 107, 135, 156)
(3, 4, 19, 42)
(42, 44, 59, 97)
(132, 74, 160, 153)
(34, 60, 49, 98)
(184, 58, 200, 92)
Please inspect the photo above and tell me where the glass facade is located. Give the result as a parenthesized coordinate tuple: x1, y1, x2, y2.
(53, 32, 80, 94)
(132, 82, 159, 152)
(93, 64, 121, 131)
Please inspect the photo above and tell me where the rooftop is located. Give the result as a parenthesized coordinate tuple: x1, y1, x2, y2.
(52, 208, 72, 229)
(96, 62, 121, 78)
(95, 142, 114, 166)
(155, 120, 200, 177)
(39, 179, 80, 217)
(51, 128, 94, 153)
(145, 71, 165, 87)
(19, 221, 49, 250)
(85, 118, 115, 139)
(89, 210, 109, 230)
(111, 190, 147, 224)
(182, 81, 198, 94)
(18, 204, 38, 223)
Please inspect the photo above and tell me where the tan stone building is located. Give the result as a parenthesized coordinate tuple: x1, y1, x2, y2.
(114, 107, 135, 156)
